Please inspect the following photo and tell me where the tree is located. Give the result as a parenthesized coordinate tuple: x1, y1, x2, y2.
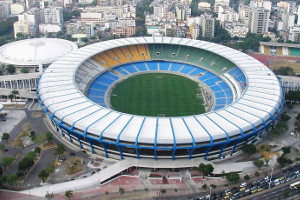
(18, 156, 34, 172)
(46, 132, 53, 143)
(1, 132, 10, 142)
(210, 184, 216, 189)
(8, 93, 14, 102)
(202, 184, 208, 189)
(55, 144, 65, 158)
(198, 163, 214, 177)
(242, 144, 256, 156)
(119, 187, 125, 195)
(21, 67, 29, 73)
(253, 159, 264, 169)
(9, 90, 19, 102)
(65, 190, 73, 200)
(0, 144, 5, 152)
(281, 113, 291, 121)
(0, 166, 2, 177)
(255, 171, 260, 177)
(226, 172, 240, 183)
(5, 174, 18, 186)
(6, 64, 15, 74)
(277, 156, 293, 167)
(244, 174, 250, 180)
(45, 192, 54, 200)
(34, 147, 41, 154)
(160, 188, 166, 195)
(2, 156, 14, 170)
(282, 146, 291, 155)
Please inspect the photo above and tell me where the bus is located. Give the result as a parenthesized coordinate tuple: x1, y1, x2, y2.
(289, 181, 300, 190)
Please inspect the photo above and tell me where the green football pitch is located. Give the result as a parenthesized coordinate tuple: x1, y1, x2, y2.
(110, 73, 205, 117)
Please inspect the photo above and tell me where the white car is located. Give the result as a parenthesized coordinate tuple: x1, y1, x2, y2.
(240, 183, 247, 188)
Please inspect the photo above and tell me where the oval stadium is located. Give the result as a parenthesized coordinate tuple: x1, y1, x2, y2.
(37, 37, 284, 161)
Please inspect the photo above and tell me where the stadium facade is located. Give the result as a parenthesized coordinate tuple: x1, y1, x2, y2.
(37, 37, 284, 161)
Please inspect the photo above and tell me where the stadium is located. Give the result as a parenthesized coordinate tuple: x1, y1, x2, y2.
(37, 37, 284, 161)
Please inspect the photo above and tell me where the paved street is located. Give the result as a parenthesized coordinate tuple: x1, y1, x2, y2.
(22, 147, 56, 187)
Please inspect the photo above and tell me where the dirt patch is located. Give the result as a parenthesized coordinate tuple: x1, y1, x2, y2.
(64, 157, 83, 176)
(31, 112, 43, 118)
(8, 123, 31, 147)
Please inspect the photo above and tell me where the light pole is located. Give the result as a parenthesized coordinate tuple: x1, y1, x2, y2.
(28, 184, 32, 200)
(268, 168, 274, 189)
(209, 186, 212, 200)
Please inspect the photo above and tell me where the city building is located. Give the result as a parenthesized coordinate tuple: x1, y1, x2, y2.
(198, 2, 211, 11)
(200, 13, 215, 38)
(249, 7, 270, 34)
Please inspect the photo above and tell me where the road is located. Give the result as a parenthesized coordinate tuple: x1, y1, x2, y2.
(22, 147, 56, 187)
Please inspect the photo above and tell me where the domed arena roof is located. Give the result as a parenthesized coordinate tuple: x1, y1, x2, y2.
(0, 38, 78, 66)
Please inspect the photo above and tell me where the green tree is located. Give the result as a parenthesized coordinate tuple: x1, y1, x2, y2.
(210, 184, 216, 189)
(0, 144, 4, 151)
(255, 171, 260, 177)
(9, 90, 19, 102)
(202, 184, 207, 189)
(2, 156, 14, 170)
(45, 192, 54, 200)
(65, 190, 73, 200)
(6, 64, 15, 74)
(282, 146, 291, 155)
(244, 174, 250, 180)
(198, 163, 214, 177)
(18, 156, 34, 172)
(160, 188, 166, 195)
(277, 156, 293, 167)
(226, 172, 240, 183)
(46, 132, 53, 143)
(1, 132, 10, 142)
(281, 113, 291, 121)
(242, 143, 256, 156)
(119, 187, 125, 195)
(38, 169, 49, 182)
(55, 144, 65, 158)
(253, 159, 264, 169)
(21, 67, 29, 73)
(34, 147, 41, 154)
(5, 174, 18, 186)
(8, 93, 14, 102)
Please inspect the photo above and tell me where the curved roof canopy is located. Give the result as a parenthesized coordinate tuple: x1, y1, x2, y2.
(38, 37, 283, 145)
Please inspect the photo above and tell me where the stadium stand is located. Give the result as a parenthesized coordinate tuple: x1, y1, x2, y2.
(112, 47, 131, 63)
(289, 48, 300, 56)
(86, 61, 233, 110)
(228, 67, 247, 89)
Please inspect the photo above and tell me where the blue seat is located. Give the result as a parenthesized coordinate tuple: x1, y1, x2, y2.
(179, 65, 196, 74)
(95, 76, 114, 85)
(159, 61, 171, 70)
(122, 64, 138, 73)
(216, 98, 226, 104)
(170, 62, 184, 72)
(89, 82, 109, 91)
(210, 85, 222, 92)
(134, 62, 148, 71)
(189, 68, 206, 76)
(199, 72, 214, 81)
(102, 72, 119, 80)
(214, 105, 225, 110)
(114, 67, 128, 75)
(215, 91, 226, 98)
(147, 61, 158, 70)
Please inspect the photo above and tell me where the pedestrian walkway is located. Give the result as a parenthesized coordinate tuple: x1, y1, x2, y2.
(19, 157, 256, 197)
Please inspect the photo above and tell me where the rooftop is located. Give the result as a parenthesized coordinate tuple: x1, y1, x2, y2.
(0, 38, 78, 66)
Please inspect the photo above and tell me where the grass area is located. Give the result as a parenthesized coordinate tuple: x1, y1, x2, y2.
(270, 61, 300, 74)
(110, 73, 205, 117)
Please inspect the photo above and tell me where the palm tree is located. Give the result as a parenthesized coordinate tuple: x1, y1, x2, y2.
(11, 90, 19, 101)
(8, 93, 14, 102)
(65, 190, 73, 200)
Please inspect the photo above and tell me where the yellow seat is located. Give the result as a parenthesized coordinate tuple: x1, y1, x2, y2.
(137, 45, 151, 60)
(128, 45, 144, 60)
(112, 47, 131, 64)
(93, 54, 109, 68)
(119, 46, 133, 61)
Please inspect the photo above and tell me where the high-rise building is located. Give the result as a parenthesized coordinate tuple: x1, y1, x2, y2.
(200, 13, 215, 38)
(248, 7, 270, 34)
(13, 8, 40, 38)
(289, 26, 300, 42)
(43, 7, 63, 25)
(282, 12, 295, 31)
(0, 3, 9, 19)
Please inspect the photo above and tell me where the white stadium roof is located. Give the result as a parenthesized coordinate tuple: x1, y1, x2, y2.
(0, 38, 78, 66)
(38, 37, 283, 145)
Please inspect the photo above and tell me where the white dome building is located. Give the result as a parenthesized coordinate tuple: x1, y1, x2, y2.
(0, 38, 77, 72)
